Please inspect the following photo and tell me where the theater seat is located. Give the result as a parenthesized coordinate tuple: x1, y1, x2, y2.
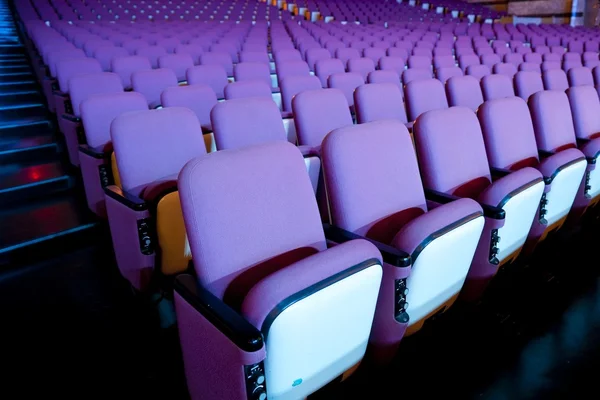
(131, 68, 178, 108)
(446, 75, 484, 112)
(414, 107, 545, 301)
(186, 64, 228, 100)
(79, 92, 149, 216)
(405, 78, 448, 121)
(174, 141, 383, 400)
(104, 107, 208, 291)
(354, 83, 408, 125)
(481, 74, 515, 101)
(279, 75, 322, 143)
(515, 71, 544, 100)
(322, 120, 484, 363)
(478, 96, 585, 253)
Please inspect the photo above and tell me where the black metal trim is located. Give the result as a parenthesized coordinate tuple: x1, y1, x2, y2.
(543, 156, 586, 185)
(411, 212, 483, 262)
(174, 274, 264, 353)
(497, 177, 544, 209)
(323, 223, 411, 267)
(104, 185, 148, 211)
(424, 188, 506, 220)
(261, 258, 381, 339)
(78, 144, 110, 159)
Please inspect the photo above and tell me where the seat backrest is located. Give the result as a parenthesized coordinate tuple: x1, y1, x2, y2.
(367, 70, 401, 88)
(328, 72, 364, 107)
(94, 46, 129, 71)
(234, 62, 272, 87)
(477, 97, 539, 170)
(436, 66, 463, 83)
(48, 48, 86, 77)
(405, 78, 448, 121)
(465, 64, 491, 80)
(514, 71, 544, 100)
(363, 47, 386, 65)
(379, 56, 405, 76)
(315, 58, 345, 87)
(224, 80, 273, 100)
(542, 69, 569, 91)
(529, 90, 577, 152)
(293, 88, 353, 147)
(239, 50, 270, 65)
(433, 55, 455, 70)
(158, 54, 194, 81)
(543, 52, 561, 62)
(354, 83, 407, 124)
(563, 52, 581, 62)
(413, 107, 492, 197)
(111, 55, 152, 89)
(306, 47, 331, 70)
(322, 120, 426, 238)
(524, 53, 543, 64)
(481, 74, 515, 101)
(459, 54, 480, 71)
(111, 107, 207, 194)
(80, 92, 148, 149)
(407, 55, 431, 70)
(178, 141, 325, 298)
(567, 66, 594, 87)
(161, 84, 218, 129)
(446, 75, 484, 112)
(518, 62, 541, 73)
(567, 85, 600, 140)
(280, 75, 323, 112)
(335, 47, 361, 64)
(175, 44, 204, 64)
(200, 52, 234, 76)
(347, 57, 376, 82)
(131, 68, 178, 108)
(493, 62, 518, 78)
(211, 97, 286, 150)
(274, 49, 303, 64)
(402, 68, 433, 84)
(68, 72, 124, 117)
(504, 53, 524, 66)
(277, 60, 311, 86)
(187, 64, 228, 99)
(136, 45, 168, 68)
(56, 57, 103, 92)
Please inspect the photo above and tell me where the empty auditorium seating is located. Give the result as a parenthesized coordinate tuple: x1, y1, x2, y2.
(446, 75, 484, 111)
(405, 78, 448, 121)
(354, 83, 408, 125)
(481, 74, 515, 101)
(515, 71, 544, 100)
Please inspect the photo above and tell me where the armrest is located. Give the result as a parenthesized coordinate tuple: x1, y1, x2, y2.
(490, 167, 511, 179)
(62, 113, 80, 123)
(537, 148, 586, 184)
(104, 185, 148, 211)
(538, 149, 556, 159)
(174, 274, 264, 352)
(79, 144, 110, 159)
(577, 138, 600, 164)
(425, 188, 505, 220)
(323, 223, 411, 268)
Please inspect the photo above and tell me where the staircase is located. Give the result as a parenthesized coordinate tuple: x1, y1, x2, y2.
(0, 1, 102, 268)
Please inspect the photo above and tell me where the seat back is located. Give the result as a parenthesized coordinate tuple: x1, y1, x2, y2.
(161, 84, 218, 129)
(433, 55, 455, 69)
(56, 57, 102, 92)
(379, 56, 405, 76)
(136, 45, 168, 68)
(529, 90, 577, 152)
(306, 48, 331, 70)
(481, 74, 515, 101)
(322, 120, 425, 237)
(68, 72, 124, 117)
(211, 97, 286, 150)
(234, 62, 272, 87)
(187, 64, 228, 99)
(158, 54, 194, 81)
(543, 69, 569, 91)
(405, 78, 448, 121)
(347, 57, 376, 81)
(224, 81, 272, 100)
(465, 64, 491, 79)
(446, 75, 484, 112)
(131, 68, 178, 108)
(407, 55, 431, 70)
(111, 55, 152, 89)
(413, 107, 491, 196)
(293, 88, 353, 147)
(459, 54, 480, 71)
(277, 60, 311, 86)
(354, 83, 408, 124)
(178, 140, 325, 298)
(493, 62, 518, 77)
(567, 85, 600, 140)
(402, 68, 433, 84)
(175, 44, 204, 64)
(477, 97, 539, 169)
(567, 66, 594, 87)
(200, 52, 234, 76)
(328, 72, 364, 107)
(367, 70, 401, 88)
(519, 62, 541, 73)
(48, 48, 86, 77)
(480, 54, 501, 69)
(436, 66, 463, 83)
(80, 92, 148, 149)
(280, 75, 322, 112)
(515, 71, 544, 100)
(111, 107, 207, 194)
(315, 58, 345, 87)
(94, 46, 129, 71)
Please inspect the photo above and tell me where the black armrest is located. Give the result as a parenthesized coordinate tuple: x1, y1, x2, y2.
(323, 223, 411, 268)
(490, 167, 511, 178)
(425, 188, 505, 220)
(538, 149, 555, 158)
(104, 185, 148, 211)
(174, 274, 264, 352)
(62, 113, 80, 123)
(78, 144, 110, 159)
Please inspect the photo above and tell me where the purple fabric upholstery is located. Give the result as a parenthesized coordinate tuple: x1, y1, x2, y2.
(493, 62, 518, 78)
(524, 53, 543, 64)
(178, 141, 327, 299)
(347, 57, 376, 82)
(436, 66, 463, 83)
(224, 81, 272, 100)
(161, 84, 217, 130)
(158, 53, 194, 81)
(367, 70, 401, 88)
(328, 72, 364, 107)
(579, 138, 600, 160)
(515, 71, 544, 100)
(519, 62, 541, 73)
(276, 60, 311, 87)
(293, 88, 353, 147)
(111, 107, 206, 194)
(433, 55, 455, 70)
(567, 66, 594, 87)
(315, 58, 345, 88)
(354, 83, 407, 124)
(529, 90, 577, 152)
(379, 56, 405, 76)
(68, 72, 123, 117)
(541, 61, 561, 71)
(56, 57, 102, 92)
(459, 54, 480, 71)
(405, 78, 448, 121)
(48, 48, 85, 77)
(175, 44, 205, 64)
(567, 86, 600, 140)
(94, 46, 128, 71)
(481, 74, 515, 101)
(136, 45, 167, 68)
(234, 62, 272, 88)
(200, 52, 234, 76)
(407, 55, 431, 70)
(111, 55, 152, 89)
(306, 48, 331, 71)
(465, 64, 491, 80)
(211, 97, 285, 150)
(279, 75, 322, 112)
(542, 69, 569, 91)
(402, 68, 433, 84)
(478, 167, 545, 207)
(187, 65, 228, 99)
(446, 75, 484, 112)
(131, 68, 178, 108)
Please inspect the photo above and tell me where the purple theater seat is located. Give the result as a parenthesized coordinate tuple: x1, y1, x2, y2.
(161, 84, 218, 134)
(379, 56, 405, 76)
(541, 60, 562, 72)
(414, 107, 544, 301)
(405, 78, 448, 121)
(519, 62, 541, 73)
(363, 47, 386, 65)
(504, 53, 524, 67)
(94, 46, 129, 71)
(322, 119, 484, 360)
(175, 45, 204, 64)
(466, 64, 491, 80)
(136, 45, 168, 68)
(105, 107, 208, 291)
(543, 69, 569, 91)
(280, 75, 322, 113)
(187, 65, 229, 99)
(433, 55, 456, 70)
(174, 140, 382, 400)
(276, 60, 311, 88)
(335, 47, 361, 66)
(367, 70, 401, 88)
(436, 66, 463, 84)
(328, 72, 364, 109)
(354, 83, 407, 125)
(515, 71, 544, 101)
(446, 75, 484, 112)
(458, 54, 480, 71)
(315, 58, 345, 88)
(387, 47, 409, 60)
(567, 66, 594, 87)
(402, 68, 433, 84)
(200, 52, 234, 76)
(481, 74, 515, 101)
(157, 38, 180, 54)
(131, 68, 179, 108)
(543, 53, 561, 62)
(347, 58, 375, 82)
(306, 47, 331, 71)
(593, 65, 600, 86)
(158, 54, 194, 82)
(524, 53, 543, 64)
(493, 62, 518, 78)
(79, 92, 148, 216)
(234, 62, 272, 88)
(273, 48, 303, 64)
(407, 55, 431, 70)
(111, 56, 152, 90)
(224, 81, 272, 101)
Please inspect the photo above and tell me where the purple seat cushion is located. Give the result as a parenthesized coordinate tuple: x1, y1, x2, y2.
(477, 167, 543, 207)
(537, 148, 586, 179)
